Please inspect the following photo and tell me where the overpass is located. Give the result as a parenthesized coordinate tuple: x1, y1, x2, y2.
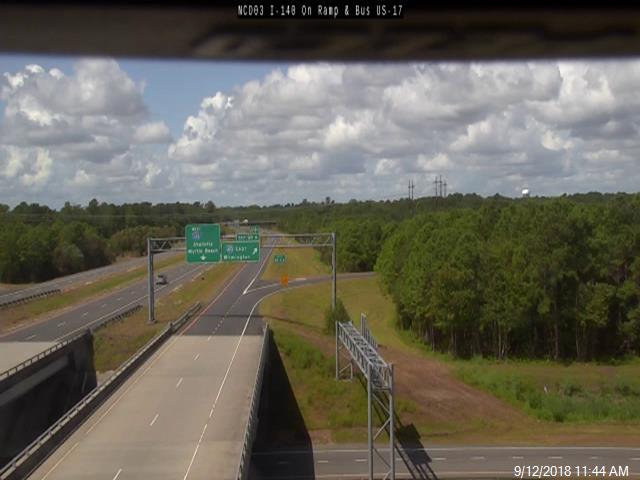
(19, 245, 283, 480)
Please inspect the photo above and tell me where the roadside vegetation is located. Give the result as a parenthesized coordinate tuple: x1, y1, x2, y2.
(0, 253, 183, 335)
(93, 262, 240, 372)
(456, 358, 640, 423)
(261, 276, 640, 445)
(261, 238, 331, 281)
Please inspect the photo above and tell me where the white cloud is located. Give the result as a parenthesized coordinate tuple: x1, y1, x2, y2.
(0, 58, 173, 205)
(4, 58, 640, 207)
(134, 121, 172, 144)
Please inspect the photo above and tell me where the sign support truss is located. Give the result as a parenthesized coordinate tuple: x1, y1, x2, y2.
(336, 314, 395, 480)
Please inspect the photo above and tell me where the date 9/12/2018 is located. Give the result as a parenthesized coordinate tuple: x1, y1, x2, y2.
(514, 465, 630, 478)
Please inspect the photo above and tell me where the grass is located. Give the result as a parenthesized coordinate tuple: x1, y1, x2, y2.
(0, 254, 184, 334)
(261, 275, 640, 445)
(93, 262, 240, 372)
(455, 358, 640, 423)
(261, 239, 331, 281)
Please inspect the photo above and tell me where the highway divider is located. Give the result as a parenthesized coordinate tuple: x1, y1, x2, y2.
(0, 331, 86, 382)
(0, 301, 202, 480)
(237, 324, 270, 480)
(0, 288, 61, 310)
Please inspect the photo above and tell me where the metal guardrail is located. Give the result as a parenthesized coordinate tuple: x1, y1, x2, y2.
(0, 331, 85, 382)
(0, 302, 202, 480)
(237, 325, 270, 480)
(0, 304, 144, 383)
(89, 304, 142, 335)
(0, 288, 61, 310)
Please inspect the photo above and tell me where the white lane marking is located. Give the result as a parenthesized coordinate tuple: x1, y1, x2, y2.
(116, 297, 122, 301)
(26, 334, 36, 340)
(150, 413, 159, 426)
(56, 264, 200, 342)
(512, 456, 524, 459)
(252, 446, 640, 455)
(433, 457, 446, 461)
(207, 335, 211, 341)
(41, 441, 79, 480)
(209, 407, 214, 418)
(194, 353, 199, 361)
(317, 460, 329, 464)
(549, 456, 563, 460)
(101, 303, 107, 308)
(183, 423, 208, 480)
(277, 461, 289, 465)
(590, 456, 600, 459)
(354, 458, 366, 463)
(112, 468, 122, 480)
(631, 457, 640, 460)
(85, 281, 94, 285)
(176, 377, 183, 388)
(85, 332, 184, 435)
(243, 244, 274, 294)
(471, 456, 485, 460)
(206, 288, 262, 417)
(82, 312, 88, 317)
(57, 321, 66, 327)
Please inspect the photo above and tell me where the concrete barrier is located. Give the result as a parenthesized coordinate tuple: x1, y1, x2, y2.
(237, 325, 270, 480)
(0, 302, 201, 480)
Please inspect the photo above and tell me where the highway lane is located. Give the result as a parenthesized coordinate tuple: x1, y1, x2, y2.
(251, 445, 640, 479)
(0, 261, 207, 372)
(0, 252, 178, 305)
(26, 244, 277, 480)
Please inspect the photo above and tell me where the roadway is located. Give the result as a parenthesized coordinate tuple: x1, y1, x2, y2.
(0, 260, 207, 372)
(25, 243, 375, 479)
(25, 244, 278, 480)
(0, 252, 178, 306)
(251, 445, 640, 479)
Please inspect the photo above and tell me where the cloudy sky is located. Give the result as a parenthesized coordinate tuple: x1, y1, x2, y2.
(1, 55, 639, 208)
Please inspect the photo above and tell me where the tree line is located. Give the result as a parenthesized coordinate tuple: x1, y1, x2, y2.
(375, 196, 640, 361)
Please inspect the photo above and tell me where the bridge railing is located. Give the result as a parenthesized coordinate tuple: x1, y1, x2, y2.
(237, 325, 270, 480)
(0, 288, 61, 310)
(0, 304, 145, 383)
(0, 302, 201, 480)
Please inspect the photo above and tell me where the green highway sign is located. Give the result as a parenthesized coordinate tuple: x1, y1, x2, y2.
(222, 241, 260, 262)
(251, 225, 259, 233)
(274, 254, 286, 264)
(236, 233, 260, 241)
(185, 224, 221, 263)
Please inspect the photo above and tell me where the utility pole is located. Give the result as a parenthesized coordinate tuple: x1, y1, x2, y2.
(443, 180, 447, 198)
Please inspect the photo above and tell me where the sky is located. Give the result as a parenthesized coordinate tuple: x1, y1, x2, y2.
(1, 55, 640, 208)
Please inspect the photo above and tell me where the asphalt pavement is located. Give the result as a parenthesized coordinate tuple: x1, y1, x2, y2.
(26, 244, 277, 480)
(0, 261, 207, 372)
(251, 445, 640, 479)
(0, 252, 179, 306)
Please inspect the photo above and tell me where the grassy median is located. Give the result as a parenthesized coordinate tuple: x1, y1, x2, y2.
(93, 262, 240, 372)
(0, 254, 183, 334)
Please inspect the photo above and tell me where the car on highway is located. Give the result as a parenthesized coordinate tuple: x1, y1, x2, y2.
(155, 274, 168, 285)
